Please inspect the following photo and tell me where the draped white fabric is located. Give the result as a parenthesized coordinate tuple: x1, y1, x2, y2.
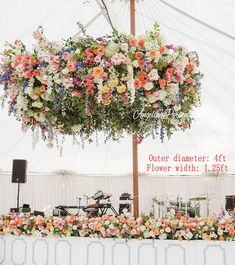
(1, 173, 234, 216)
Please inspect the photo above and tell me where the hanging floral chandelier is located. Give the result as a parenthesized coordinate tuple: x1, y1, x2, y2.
(0, 24, 203, 147)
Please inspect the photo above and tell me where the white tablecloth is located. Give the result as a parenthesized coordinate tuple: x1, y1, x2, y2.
(0, 236, 234, 265)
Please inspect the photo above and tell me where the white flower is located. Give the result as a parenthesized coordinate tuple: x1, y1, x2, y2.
(144, 82, 153, 91)
(168, 83, 179, 93)
(120, 43, 128, 52)
(130, 46, 136, 53)
(140, 225, 146, 232)
(38, 113, 46, 122)
(174, 105, 181, 112)
(42, 75, 48, 81)
(148, 69, 159, 81)
(158, 90, 167, 100)
(148, 94, 158, 103)
(62, 68, 69, 75)
(54, 78, 62, 84)
(171, 118, 180, 126)
(186, 232, 193, 239)
(210, 232, 217, 238)
(132, 60, 139, 68)
(143, 230, 150, 238)
(144, 41, 152, 50)
(105, 42, 119, 57)
(164, 99, 171, 106)
(127, 65, 135, 104)
(46, 88, 52, 95)
(16, 94, 28, 111)
(75, 49, 81, 54)
(182, 57, 189, 65)
(159, 233, 167, 240)
(94, 56, 101, 63)
(71, 125, 82, 132)
(25, 87, 33, 95)
(32, 101, 43, 108)
(165, 227, 171, 233)
(153, 53, 161, 63)
(105, 220, 110, 226)
(109, 224, 114, 229)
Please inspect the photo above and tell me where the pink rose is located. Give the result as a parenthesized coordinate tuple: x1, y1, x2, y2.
(101, 72, 108, 80)
(105, 61, 112, 68)
(153, 103, 160, 109)
(187, 77, 193, 84)
(66, 61, 76, 72)
(153, 91, 160, 97)
(62, 52, 70, 61)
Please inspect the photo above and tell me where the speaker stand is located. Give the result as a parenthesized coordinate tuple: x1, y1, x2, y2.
(17, 183, 20, 209)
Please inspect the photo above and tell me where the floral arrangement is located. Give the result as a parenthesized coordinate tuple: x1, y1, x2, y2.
(0, 24, 203, 146)
(0, 211, 234, 241)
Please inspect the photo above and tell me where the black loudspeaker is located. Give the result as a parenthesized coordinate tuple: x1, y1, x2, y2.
(12, 159, 27, 183)
(225, 195, 235, 211)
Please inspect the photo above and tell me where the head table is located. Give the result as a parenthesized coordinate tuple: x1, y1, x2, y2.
(0, 236, 233, 265)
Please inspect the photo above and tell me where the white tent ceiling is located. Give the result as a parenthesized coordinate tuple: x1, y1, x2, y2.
(0, 0, 235, 175)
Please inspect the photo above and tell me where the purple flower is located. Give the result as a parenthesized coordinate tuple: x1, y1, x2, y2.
(76, 61, 85, 69)
(165, 44, 173, 49)
(96, 37, 104, 42)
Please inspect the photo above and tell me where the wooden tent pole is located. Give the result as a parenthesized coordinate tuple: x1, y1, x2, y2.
(130, 0, 136, 35)
(132, 134, 139, 218)
(130, 0, 139, 218)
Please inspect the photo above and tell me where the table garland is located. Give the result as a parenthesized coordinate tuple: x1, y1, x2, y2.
(0, 211, 234, 241)
(0, 24, 203, 146)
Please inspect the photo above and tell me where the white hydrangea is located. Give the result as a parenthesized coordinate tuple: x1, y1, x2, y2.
(71, 125, 82, 133)
(16, 93, 28, 111)
(32, 101, 43, 108)
(144, 82, 153, 91)
(144, 41, 153, 50)
(38, 113, 46, 122)
(143, 230, 150, 238)
(127, 65, 135, 104)
(140, 225, 146, 232)
(25, 87, 33, 96)
(159, 233, 167, 240)
(153, 52, 161, 63)
(120, 43, 128, 52)
(168, 83, 179, 94)
(158, 90, 167, 100)
(174, 105, 181, 112)
(105, 42, 119, 57)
